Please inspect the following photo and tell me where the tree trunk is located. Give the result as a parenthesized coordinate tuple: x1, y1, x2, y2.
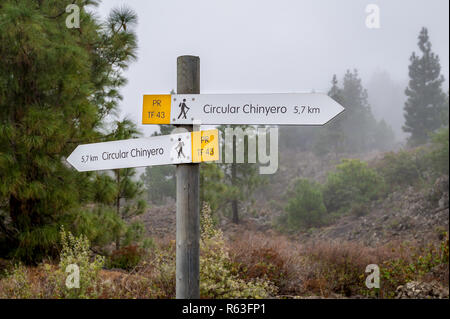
(116, 170, 121, 250)
(232, 199, 239, 224)
(200, 164, 205, 206)
(9, 195, 39, 231)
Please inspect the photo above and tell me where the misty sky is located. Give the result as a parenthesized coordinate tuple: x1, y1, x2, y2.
(95, 0, 449, 137)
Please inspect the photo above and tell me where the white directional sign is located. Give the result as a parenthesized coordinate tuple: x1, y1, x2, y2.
(66, 130, 219, 172)
(67, 132, 191, 172)
(142, 93, 344, 125)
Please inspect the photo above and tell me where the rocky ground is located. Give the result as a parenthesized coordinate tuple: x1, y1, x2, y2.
(302, 176, 449, 246)
(396, 281, 449, 299)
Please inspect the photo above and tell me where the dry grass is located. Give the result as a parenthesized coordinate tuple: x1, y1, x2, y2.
(1, 232, 447, 299)
(227, 230, 448, 298)
(228, 231, 305, 296)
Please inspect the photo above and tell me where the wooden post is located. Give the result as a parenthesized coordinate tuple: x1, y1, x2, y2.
(176, 55, 200, 299)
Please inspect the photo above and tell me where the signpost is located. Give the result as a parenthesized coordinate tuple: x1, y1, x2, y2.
(142, 93, 344, 125)
(67, 55, 345, 300)
(67, 129, 219, 172)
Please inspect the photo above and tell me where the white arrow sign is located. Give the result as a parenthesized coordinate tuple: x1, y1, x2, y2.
(142, 93, 344, 125)
(67, 132, 193, 172)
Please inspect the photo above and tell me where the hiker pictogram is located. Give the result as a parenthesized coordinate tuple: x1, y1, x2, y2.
(175, 138, 185, 159)
(178, 99, 190, 119)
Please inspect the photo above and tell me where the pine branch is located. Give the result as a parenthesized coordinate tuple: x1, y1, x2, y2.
(44, 0, 76, 19)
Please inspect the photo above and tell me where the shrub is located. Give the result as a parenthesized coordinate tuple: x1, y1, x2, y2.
(381, 233, 449, 297)
(301, 241, 378, 297)
(0, 228, 105, 299)
(229, 232, 304, 296)
(122, 221, 146, 247)
(130, 240, 176, 299)
(53, 227, 105, 298)
(283, 179, 327, 230)
(200, 204, 277, 298)
(14, 225, 60, 263)
(0, 264, 34, 298)
(67, 206, 126, 249)
(125, 204, 277, 299)
(300, 234, 449, 298)
(323, 159, 385, 214)
(108, 244, 144, 271)
(429, 127, 449, 175)
(349, 203, 370, 217)
(375, 150, 426, 188)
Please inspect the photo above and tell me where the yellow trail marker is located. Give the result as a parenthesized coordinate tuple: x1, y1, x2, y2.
(191, 129, 219, 163)
(142, 95, 172, 124)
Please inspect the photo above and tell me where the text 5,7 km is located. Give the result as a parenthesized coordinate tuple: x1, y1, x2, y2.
(294, 105, 320, 114)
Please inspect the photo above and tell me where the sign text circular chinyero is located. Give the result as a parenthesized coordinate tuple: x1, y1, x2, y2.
(142, 93, 345, 125)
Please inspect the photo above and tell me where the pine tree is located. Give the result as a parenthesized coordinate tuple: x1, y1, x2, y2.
(403, 27, 447, 146)
(217, 125, 265, 224)
(0, 1, 138, 261)
(314, 71, 394, 155)
(108, 119, 146, 250)
(141, 124, 176, 204)
(340, 69, 375, 152)
(314, 75, 345, 156)
(373, 119, 395, 151)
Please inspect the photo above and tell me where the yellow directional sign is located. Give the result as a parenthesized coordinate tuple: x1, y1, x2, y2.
(191, 129, 219, 163)
(142, 95, 172, 124)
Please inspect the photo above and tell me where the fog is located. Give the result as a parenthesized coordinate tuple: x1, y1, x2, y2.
(96, 0, 449, 140)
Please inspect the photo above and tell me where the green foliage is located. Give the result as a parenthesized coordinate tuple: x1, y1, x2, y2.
(381, 234, 449, 298)
(376, 150, 427, 189)
(340, 69, 386, 153)
(92, 174, 118, 205)
(14, 224, 60, 263)
(141, 124, 176, 204)
(0, 228, 106, 299)
(56, 227, 105, 298)
(429, 127, 449, 175)
(107, 244, 144, 271)
(349, 202, 370, 217)
(142, 165, 176, 204)
(314, 75, 346, 156)
(313, 71, 395, 156)
(375, 129, 447, 190)
(127, 204, 277, 299)
(200, 162, 226, 213)
(147, 242, 177, 298)
(0, 1, 138, 262)
(215, 125, 266, 223)
(107, 119, 147, 250)
(403, 27, 447, 146)
(200, 204, 277, 298)
(0, 264, 34, 298)
(122, 221, 146, 247)
(373, 119, 396, 152)
(323, 159, 385, 214)
(282, 179, 327, 230)
(67, 206, 125, 249)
